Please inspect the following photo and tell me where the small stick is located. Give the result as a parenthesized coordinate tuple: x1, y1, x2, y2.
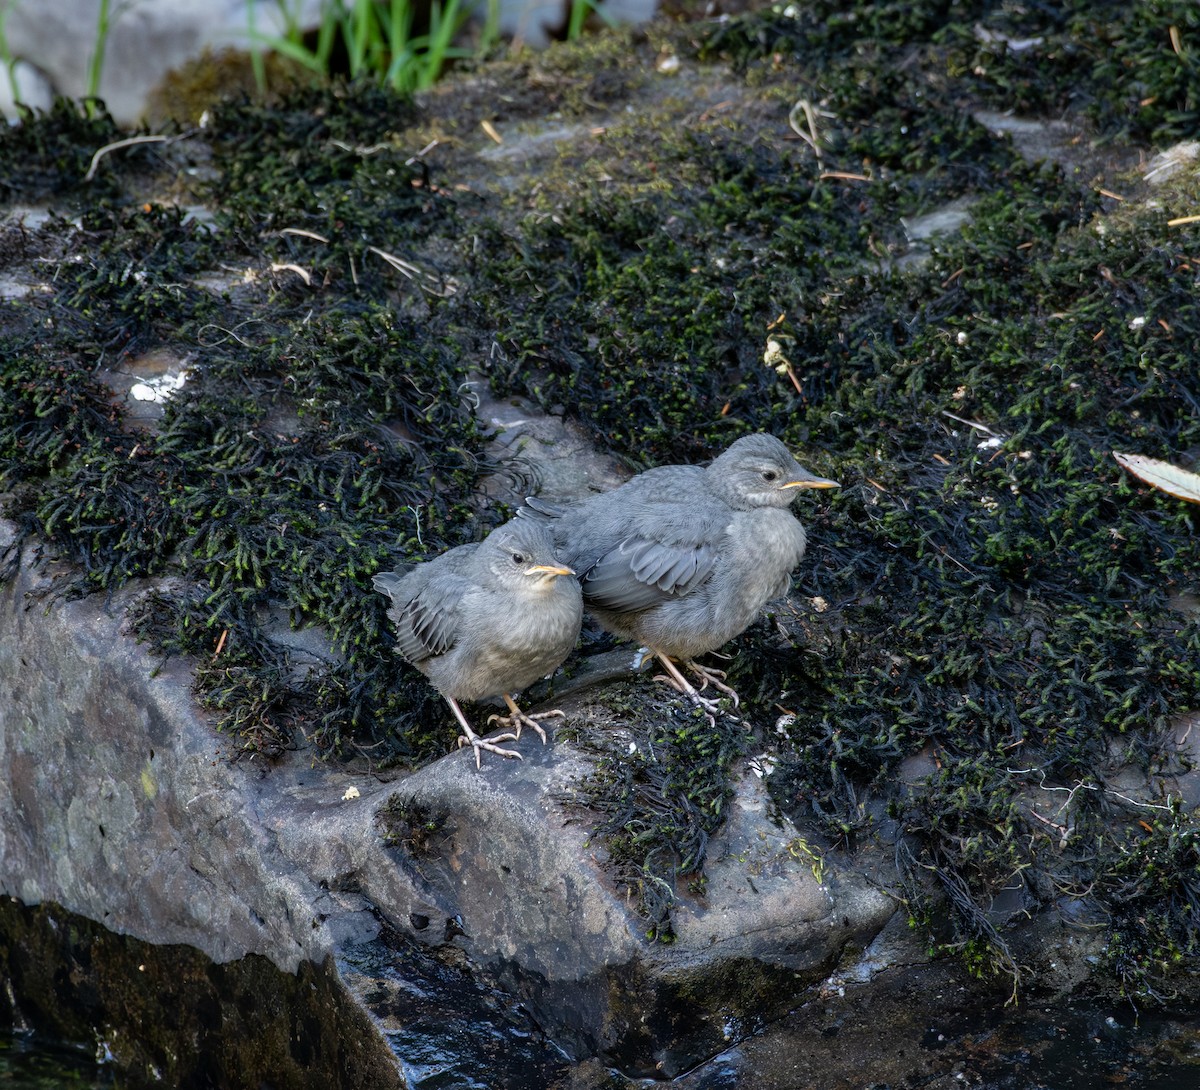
(406, 139, 440, 165)
(270, 263, 312, 286)
(280, 227, 330, 243)
(942, 410, 1001, 436)
(85, 134, 171, 181)
(788, 99, 823, 166)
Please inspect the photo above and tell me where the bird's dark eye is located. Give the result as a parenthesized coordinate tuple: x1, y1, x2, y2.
(761, 469, 779, 482)
(512, 552, 526, 565)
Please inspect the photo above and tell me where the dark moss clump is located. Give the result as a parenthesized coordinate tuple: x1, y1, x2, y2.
(0, 98, 127, 202)
(203, 84, 453, 299)
(701, 0, 1200, 146)
(455, 1, 1200, 995)
(694, 0, 989, 76)
(1093, 796, 1200, 1000)
(474, 126, 914, 465)
(474, 8, 1034, 464)
(561, 693, 747, 941)
(2, 0, 1199, 1006)
(0, 88, 490, 761)
(376, 793, 452, 855)
(70, 203, 224, 343)
(755, 181, 1200, 995)
(958, 0, 1200, 144)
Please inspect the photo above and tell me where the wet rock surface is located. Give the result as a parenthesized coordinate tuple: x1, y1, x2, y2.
(0, 521, 896, 1078)
(0, 900, 403, 1090)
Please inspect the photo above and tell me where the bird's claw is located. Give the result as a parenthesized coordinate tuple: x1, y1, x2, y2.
(487, 708, 563, 745)
(653, 672, 723, 714)
(686, 662, 741, 708)
(651, 673, 719, 728)
(652, 653, 746, 728)
(456, 730, 522, 769)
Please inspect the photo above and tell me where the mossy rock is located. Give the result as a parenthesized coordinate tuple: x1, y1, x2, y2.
(2, 0, 1200, 1005)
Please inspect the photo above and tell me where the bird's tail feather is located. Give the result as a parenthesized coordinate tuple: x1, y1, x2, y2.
(517, 496, 570, 520)
(371, 568, 412, 597)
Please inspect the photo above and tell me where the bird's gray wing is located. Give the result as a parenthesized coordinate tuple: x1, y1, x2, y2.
(582, 536, 718, 612)
(375, 569, 473, 663)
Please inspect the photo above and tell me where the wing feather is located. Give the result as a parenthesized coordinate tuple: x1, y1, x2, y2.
(375, 569, 472, 663)
(583, 537, 717, 612)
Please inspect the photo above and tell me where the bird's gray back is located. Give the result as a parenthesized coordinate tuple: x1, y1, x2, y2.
(529, 459, 811, 659)
(551, 465, 725, 570)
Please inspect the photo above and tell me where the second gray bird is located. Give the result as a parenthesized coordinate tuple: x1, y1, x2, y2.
(523, 433, 838, 710)
(372, 519, 583, 768)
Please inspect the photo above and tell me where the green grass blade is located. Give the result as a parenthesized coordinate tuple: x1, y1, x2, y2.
(85, 0, 112, 100)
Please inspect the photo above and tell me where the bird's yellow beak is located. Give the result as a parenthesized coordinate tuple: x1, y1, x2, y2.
(782, 475, 840, 490)
(525, 563, 576, 577)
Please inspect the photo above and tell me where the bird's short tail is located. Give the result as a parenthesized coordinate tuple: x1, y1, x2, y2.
(371, 570, 410, 599)
(516, 496, 570, 520)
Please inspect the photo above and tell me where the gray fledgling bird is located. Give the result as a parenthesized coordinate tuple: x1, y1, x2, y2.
(523, 433, 838, 710)
(372, 519, 583, 768)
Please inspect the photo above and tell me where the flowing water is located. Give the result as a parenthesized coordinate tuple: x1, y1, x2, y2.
(0, 1030, 112, 1088)
(4, 999, 1200, 1089)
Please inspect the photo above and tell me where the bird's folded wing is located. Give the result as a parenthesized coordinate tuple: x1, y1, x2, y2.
(391, 573, 473, 662)
(583, 536, 717, 611)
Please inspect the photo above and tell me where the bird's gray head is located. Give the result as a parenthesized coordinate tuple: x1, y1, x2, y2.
(706, 433, 839, 510)
(481, 520, 576, 590)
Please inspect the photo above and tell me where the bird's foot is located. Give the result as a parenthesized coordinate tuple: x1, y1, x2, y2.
(487, 702, 563, 745)
(652, 652, 746, 728)
(651, 653, 724, 727)
(652, 670, 723, 714)
(685, 661, 741, 709)
(446, 696, 523, 769)
(652, 672, 719, 728)
(456, 726, 522, 769)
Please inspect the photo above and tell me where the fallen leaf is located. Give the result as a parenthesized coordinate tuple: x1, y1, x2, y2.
(1113, 451, 1200, 504)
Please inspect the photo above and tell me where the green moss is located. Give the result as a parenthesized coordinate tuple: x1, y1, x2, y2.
(460, 3, 1197, 989)
(203, 84, 452, 298)
(0, 87, 488, 760)
(756, 165, 1200, 991)
(67, 203, 223, 334)
(561, 691, 747, 941)
(0, 97, 125, 200)
(953, 0, 1200, 143)
(1098, 797, 1200, 1000)
(376, 793, 451, 855)
(699, 0, 1200, 144)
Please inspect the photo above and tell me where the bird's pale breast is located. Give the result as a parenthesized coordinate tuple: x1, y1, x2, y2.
(423, 582, 581, 701)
